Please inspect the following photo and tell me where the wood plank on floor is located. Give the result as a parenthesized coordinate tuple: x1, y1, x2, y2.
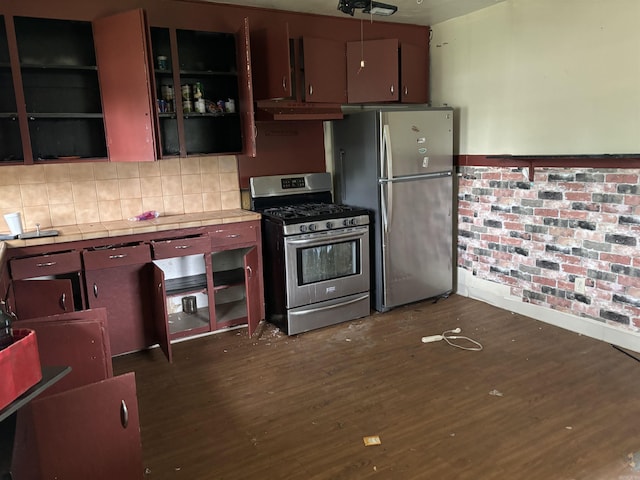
(113, 294, 640, 479)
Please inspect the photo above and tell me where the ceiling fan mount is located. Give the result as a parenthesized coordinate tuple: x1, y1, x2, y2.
(336, 0, 398, 16)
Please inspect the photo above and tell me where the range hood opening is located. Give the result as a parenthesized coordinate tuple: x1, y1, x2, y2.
(255, 100, 344, 121)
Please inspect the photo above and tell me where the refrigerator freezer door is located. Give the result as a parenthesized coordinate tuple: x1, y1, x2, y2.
(381, 110, 453, 178)
(380, 174, 453, 309)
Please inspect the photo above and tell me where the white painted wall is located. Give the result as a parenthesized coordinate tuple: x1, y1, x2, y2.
(430, 0, 640, 155)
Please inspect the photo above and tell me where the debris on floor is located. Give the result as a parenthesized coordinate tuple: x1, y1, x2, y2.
(488, 389, 503, 397)
(628, 451, 640, 471)
(363, 435, 382, 446)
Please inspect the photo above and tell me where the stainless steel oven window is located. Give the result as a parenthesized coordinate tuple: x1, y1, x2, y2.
(298, 240, 359, 285)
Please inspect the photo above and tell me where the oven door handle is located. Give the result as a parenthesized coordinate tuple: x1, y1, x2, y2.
(285, 229, 367, 246)
(289, 294, 369, 316)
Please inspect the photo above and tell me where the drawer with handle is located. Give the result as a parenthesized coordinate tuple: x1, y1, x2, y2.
(151, 235, 211, 260)
(10, 250, 82, 280)
(83, 244, 151, 270)
(209, 223, 257, 249)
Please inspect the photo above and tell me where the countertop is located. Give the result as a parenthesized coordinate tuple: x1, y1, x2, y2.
(0, 209, 261, 255)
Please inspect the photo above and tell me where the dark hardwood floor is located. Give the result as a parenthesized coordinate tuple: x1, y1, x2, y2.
(114, 294, 640, 479)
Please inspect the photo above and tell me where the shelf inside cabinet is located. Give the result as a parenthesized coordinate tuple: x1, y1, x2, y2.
(213, 268, 244, 289)
(215, 299, 247, 324)
(168, 307, 209, 335)
(165, 273, 208, 296)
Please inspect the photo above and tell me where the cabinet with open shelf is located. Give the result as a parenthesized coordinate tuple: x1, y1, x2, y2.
(153, 253, 212, 339)
(211, 247, 258, 329)
(14, 16, 107, 160)
(150, 26, 243, 157)
(0, 15, 22, 163)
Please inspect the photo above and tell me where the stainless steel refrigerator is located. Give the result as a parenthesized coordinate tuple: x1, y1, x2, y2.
(332, 107, 454, 312)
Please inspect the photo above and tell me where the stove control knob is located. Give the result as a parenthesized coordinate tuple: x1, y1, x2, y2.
(344, 218, 357, 226)
(308, 223, 317, 231)
(342, 219, 350, 227)
(300, 225, 308, 232)
(326, 221, 334, 229)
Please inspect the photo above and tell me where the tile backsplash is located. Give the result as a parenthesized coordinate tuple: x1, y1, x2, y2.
(0, 156, 240, 233)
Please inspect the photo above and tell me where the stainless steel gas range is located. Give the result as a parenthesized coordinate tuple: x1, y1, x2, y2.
(250, 172, 371, 335)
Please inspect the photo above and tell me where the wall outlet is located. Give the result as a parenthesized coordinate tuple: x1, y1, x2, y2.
(575, 277, 586, 295)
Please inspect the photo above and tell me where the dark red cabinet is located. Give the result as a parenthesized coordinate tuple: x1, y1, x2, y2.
(28, 373, 143, 480)
(251, 23, 293, 100)
(9, 250, 84, 319)
(400, 42, 429, 103)
(93, 9, 157, 162)
(83, 244, 157, 357)
(301, 37, 347, 104)
(347, 38, 399, 103)
(346, 38, 429, 104)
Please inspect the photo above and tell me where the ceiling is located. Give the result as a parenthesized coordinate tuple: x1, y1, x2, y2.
(204, 0, 506, 26)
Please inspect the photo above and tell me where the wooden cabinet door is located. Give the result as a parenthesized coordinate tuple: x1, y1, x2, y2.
(302, 37, 347, 104)
(244, 246, 261, 337)
(151, 264, 172, 363)
(251, 23, 292, 100)
(93, 9, 157, 162)
(400, 42, 428, 104)
(29, 373, 143, 480)
(15, 308, 113, 397)
(13, 278, 74, 320)
(346, 38, 399, 103)
(237, 17, 256, 157)
(85, 265, 152, 356)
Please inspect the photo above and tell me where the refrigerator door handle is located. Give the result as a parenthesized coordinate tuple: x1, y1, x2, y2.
(380, 181, 388, 233)
(383, 124, 393, 180)
(381, 124, 393, 231)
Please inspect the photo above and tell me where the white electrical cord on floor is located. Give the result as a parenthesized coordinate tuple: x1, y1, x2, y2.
(421, 327, 483, 351)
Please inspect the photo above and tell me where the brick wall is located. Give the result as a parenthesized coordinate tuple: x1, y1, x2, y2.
(457, 166, 640, 331)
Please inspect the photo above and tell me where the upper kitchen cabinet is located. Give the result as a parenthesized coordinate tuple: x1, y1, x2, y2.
(251, 26, 347, 105)
(346, 38, 428, 104)
(400, 42, 429, 104)
(300, 37, 347, 104)
(14, 16, 107, 162)
(0, 15, 22, 164)
(347, 38, 399, 103)
(94, 9, 255, 160)
(251, 23, 293, 101)
(173, 27, 243, 155)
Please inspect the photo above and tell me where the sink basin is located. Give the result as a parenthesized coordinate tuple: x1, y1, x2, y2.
(18, 230, 59, 240)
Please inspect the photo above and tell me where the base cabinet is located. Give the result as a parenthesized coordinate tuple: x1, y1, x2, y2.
(83, 244, 155, 357)
(24, 373, 142, 480)
(6, 220, 264, 362)
(151, 222, 264, 357)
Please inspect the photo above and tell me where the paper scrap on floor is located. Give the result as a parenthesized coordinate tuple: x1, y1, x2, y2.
(363, 435, 381, 446)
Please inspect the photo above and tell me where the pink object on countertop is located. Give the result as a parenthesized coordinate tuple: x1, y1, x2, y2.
(129, 210, 160, 222)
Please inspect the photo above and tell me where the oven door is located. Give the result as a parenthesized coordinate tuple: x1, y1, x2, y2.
(284, 225, 370, 309)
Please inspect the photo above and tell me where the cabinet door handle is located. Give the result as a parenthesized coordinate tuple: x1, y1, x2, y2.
(109, 254, 127, 259)
(120, 400, 129, 428)
(93, 283, 98, 298)
(404, 86, 408, 96)
(282, 76, 287, 91)
(246, 265, 253, 278)
(60, 293, 67, 311)
(36, 261, 57, 268)
(226, 234, 240, 238)
(390, 84, 395, 95)
(175, 245, 191, 249)
(309, 84, 313, 96)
